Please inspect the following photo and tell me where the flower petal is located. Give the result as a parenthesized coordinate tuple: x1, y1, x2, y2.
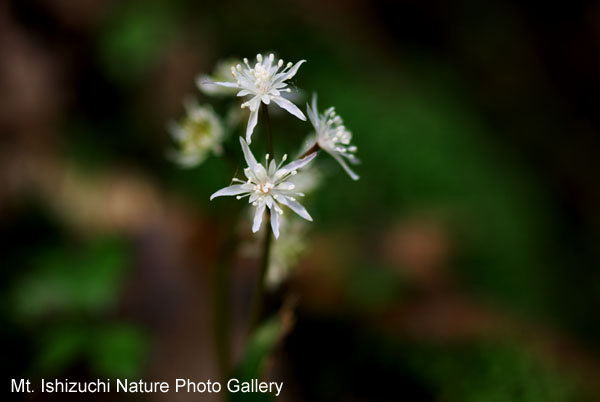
(277, 196, 313, 221)
(246, 108, 259, 143)
(239, 137, 258, 171)
(270, 209, 280, 238)
(282, 60, 306, 80)
(203, 80, 239, 88)
(252, 202, 266, 233)
(278, 152, 317, 175)
(210, 184, 248, 200)
(271, 96, 306, 121)
(330, 151, 360, 181)
(306, 93, 320, 128)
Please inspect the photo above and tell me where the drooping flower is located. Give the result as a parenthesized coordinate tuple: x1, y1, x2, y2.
(196, 59, 240, 97)
(307, 94, 359, 180)
(167, 99, 225, 168)
(208, 53, 307, 143)
(210, 137, 316, 238)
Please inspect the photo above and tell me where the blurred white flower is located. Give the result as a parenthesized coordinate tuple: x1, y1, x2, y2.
(207, 53, 307, 143)
(266, 216, 309, 288)
(210, 137, 316, 238)
(167, 99, 225, 168)
(307, 94, 359, 180)
(196, 59, 240, 96)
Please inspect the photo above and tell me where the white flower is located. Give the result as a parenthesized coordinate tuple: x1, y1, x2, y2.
(196, 59, 240, 97)
(210, 137, 316, 238)
(208, 53, 307, 144)
(167, 99, 225, 168)
(307, 94, 359, 180)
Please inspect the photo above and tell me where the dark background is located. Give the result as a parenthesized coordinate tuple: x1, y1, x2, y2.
(2, 0, 600, 401)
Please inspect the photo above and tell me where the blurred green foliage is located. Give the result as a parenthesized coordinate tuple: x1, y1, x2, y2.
(9, 238, 148, 378)
(405, 341, 584, 402)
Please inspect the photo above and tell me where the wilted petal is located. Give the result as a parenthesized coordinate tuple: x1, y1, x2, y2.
(210, 184, 248, 200)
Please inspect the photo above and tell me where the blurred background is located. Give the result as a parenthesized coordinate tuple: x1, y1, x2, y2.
(2, 0, 600, 401)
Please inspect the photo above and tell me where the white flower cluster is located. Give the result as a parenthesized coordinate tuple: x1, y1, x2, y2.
(170, 52, 360, 239)
(167, 99, 225, 168)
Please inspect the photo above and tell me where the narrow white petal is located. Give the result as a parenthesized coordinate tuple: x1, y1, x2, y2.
(306, 93, 320, 128)
(246, 108, 259, 143)
(270, 209, 280, 238)
(237, 89, 253, 97)
(271, 96, 306, 121)
(252, 202, 266, 233)
(282, 60, 306, 79)
(210, 184, 248, 200)
(239, 137, 258, 171)
(205, 80, 239, 88)
(277, 196, 313, 221)
(331, 152, 360, 180)
(278, 152, 317, 174)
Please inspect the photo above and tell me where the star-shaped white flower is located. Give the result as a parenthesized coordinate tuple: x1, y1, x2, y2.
(209, 53, 307, 143)
(307, 94, 359, 180)
(210, 137, 316, 238)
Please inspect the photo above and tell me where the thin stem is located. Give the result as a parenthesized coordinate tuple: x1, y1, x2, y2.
(248, 213, 272, 332)
(300, 142, 320, 159)
(248, 104, 275, 334)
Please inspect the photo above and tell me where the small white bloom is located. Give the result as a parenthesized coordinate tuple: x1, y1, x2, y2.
(208, 53, 307, 143)
(307, 94, 359, 180)
(196, 59, 240, 96)
(210, 137, 316, 238)
(167, 99, 225, 168)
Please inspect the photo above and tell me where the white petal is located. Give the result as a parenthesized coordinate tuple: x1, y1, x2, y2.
(282, 60, 306, 80)
(331, 152, 360, 181)
(237, 89, 253, 97)
(306, 93, 320, 128)
(271, 96, 306, 121)
(239, 137, 258, 170)
(270, 209, 280, 238)
(278, 152, 317, 175)
(166, 121, 185, 141)
(277, 196, 313, 221)
(210, 184, 248, 200)
(252, 202, 266, 233)
(246, 108, 259, 143)
(205, 80, 239, 88)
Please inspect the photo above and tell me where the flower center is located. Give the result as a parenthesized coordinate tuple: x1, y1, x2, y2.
(253, 64, 271, 93)
(258, 182, 274, 194)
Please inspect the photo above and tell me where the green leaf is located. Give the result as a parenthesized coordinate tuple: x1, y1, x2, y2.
(230, 317, 284, 402)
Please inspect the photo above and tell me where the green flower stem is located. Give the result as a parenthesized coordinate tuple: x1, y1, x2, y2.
(248, 105, 275, 334)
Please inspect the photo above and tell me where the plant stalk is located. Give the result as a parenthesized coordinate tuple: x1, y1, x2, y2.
(248, 105, 275, 333)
